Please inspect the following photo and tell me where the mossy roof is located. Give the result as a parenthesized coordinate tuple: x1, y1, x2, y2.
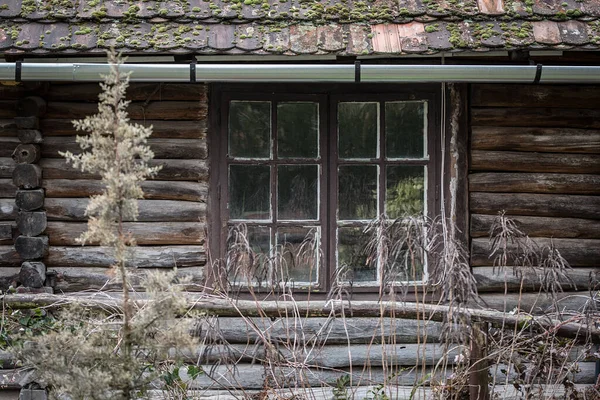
(0, 0, 599, 56)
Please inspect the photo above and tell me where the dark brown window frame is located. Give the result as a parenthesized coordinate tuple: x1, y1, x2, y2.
(208, 83, 442, 294)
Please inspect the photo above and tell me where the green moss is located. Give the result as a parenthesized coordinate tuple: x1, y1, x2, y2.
(424, 24, 439, 33)
(158, 8, 168, 16)
(192, 6, 201, 11)
(74, 26, 93, 35)
(0, 4, 9, 10)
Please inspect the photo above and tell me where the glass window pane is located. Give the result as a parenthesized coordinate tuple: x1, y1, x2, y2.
(386, 166, 425, 219)
(227, 225, 271, 284)
(229, 101, 271, 158)
(338, 165, 377, 220)
(278, 165, 318, 220)
(386, 243, 425, 282)
(337, 227, 375, 283)
(229, 165, 270, 220)
(276, 227, 319, 283)
(278, 102, 319, 158)
(385, 102, 426, 158)
(338, 102, 379, 159)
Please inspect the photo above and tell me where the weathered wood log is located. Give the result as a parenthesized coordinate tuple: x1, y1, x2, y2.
(17, 129, 43, 144)
(14, 235, 48, 259)
(40, 119, 206, 138)
(44, 198, 206, 222)
(472, 107, 600, 129)
(471, 84, 600, 109)
(43, 179, 206, 202)
(471, 126, 600, 153)
(468, 173, 600, 195)
(0, 246, 21, 266)
(42, 137, 207, 160)
(2, 295, 597, 342)
(15, 189, 44, 211)
(473, 266, 598, 292)
(470, 193, 600, 219)
(0, 137, 20, 156)
(46, 221, 205, 245)
(0, 119, 17, 137)
(16, 211, 47, 236)
(11, 144, 41, 164)
(0, 223, 11, 240)
(45, 101, 207, 120)
(469, 322, 489, 400)
(40, 159, 208, 181)
(195, 317, 443, 344)
(0, 157, 16, 178)
(470, 214, 600, 239)
(0, 199, 18, 220)
(12, 164, 42, 189)
(471, 151, 600, 174)
(18, 261, 46, 288)
(45, 83, 207, 102)
(478, 291, 593, 315)
(0, 179, 16, 197)
(0, 101, 17, 118)
(46, 245, 206, 268)
(471, 238, 600, 267)
(14, 116, 39, 130)
(50, 266, 204, 292)
(17, 96, 46, 117)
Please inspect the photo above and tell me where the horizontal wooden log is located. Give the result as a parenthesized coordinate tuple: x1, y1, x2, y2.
(44, 198, 206, 222)
(0, 101, 17, 118)
(43, 179, 206, 202)
(42, 137, 206, 160)
(0, 198, 17, 220)
(473, 266, 598, 292)
(0, 82, 39, 99)
(12, 143, 41, 164)
(15, 235, 48, 259)
(0, 119, 17, 137)
(478, 291, 594, 315)
(40, 158, 207, 181)
(471, 151, 600, 174)
(0, 246, 20, 266)
(0, 179, 16, 197)
(15, 189, 44, 211)
(0, 137, 20, 156)
(45, 82, 207, 102)
(470, 214, 600, 239)
(471, 237, 600, 267)
(46, 222, 205, 245)
(46, 245, 206, 268)
(469, 173, 600, 195)
(12, 164, 42, 189)
(40, 119, 206, 138)
(17, 129, 43, 144)
(0, 157, 15, 178)
(45, 101, 207, 120)
(49, 266, 204, 292)
(0, 223, 12, 243)
(471, 126, 600, 153)
(16, 211, 47, 236)
(471, 84, 600, 109)
(17, 96, 46, 117)
(195, 317, 442, 345)
(14, 116, 39, 130)
(472, 107, 600, 129)
(470, 192, 600, 219)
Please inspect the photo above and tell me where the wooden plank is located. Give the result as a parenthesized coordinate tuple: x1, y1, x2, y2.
(45, 83, 207, 102)
(471, 238, 600, 267)
(468, 172, 600, 195)
(472, 107, 600, 129)
(44, 198, 206, 222)
(50, 266, 204, 292)
(471, 84, 600, 109)
(45, 101, 207, 120)
(470, 193, 600, 219)
(470, 214, 600, 239)
(42, 137, 207, 160)
(43, 179, 206, 202)
(471, 126, 600, 153)
(194, 317, 443, 345)
(471, 151, 600, 174)
(0, 199, 17, 220)
(40, 158, 208, 181)
(473, 266, 598, 292)
(46, 245, 206, 268)
(0, 179, 16, 198)
(46, 221, 205, 245)
(0, 158, 15, 178)
(40, 119, 206, 138)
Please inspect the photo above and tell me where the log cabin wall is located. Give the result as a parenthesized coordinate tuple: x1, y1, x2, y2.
(469, 84, 600, 306)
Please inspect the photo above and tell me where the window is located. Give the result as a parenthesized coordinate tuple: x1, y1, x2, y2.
(211, 85, 440, 292)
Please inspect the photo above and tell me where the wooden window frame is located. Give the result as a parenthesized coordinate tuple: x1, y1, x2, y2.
(208, 83, 442, 295)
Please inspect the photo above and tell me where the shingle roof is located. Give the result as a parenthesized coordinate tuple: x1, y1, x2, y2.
(0, 0, 599, 56)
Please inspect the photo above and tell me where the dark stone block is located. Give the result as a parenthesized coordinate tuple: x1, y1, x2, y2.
(14, 235, 48, 260)
(16, 189, 45, 211)
(12, 164, 42, 189)
(16, 211, 47, 237)
(18, 261, 46, 288)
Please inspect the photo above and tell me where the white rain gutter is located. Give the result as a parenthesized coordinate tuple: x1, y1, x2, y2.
(0, 62, 599, 83)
